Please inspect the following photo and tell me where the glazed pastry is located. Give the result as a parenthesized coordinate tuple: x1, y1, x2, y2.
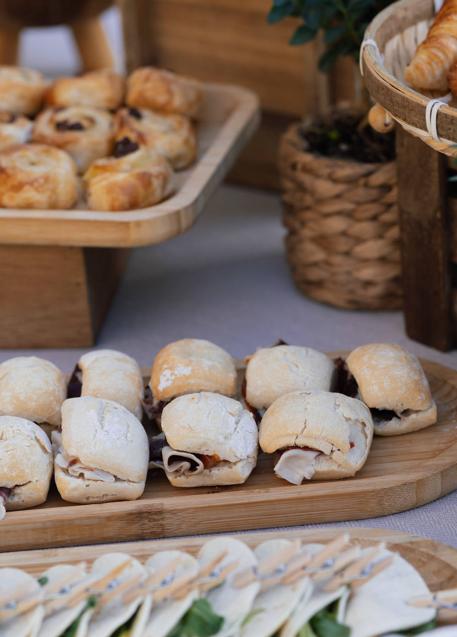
(0, 111, 32, 150)
(46, 69, 125, 110)
(0, 356, 66, 434)
(0, 143, 78, 209)
(114, 106, 197, 169)
(259, 390, 374, 484)
(405, 0, 457, 91)
(84, 147, 173, 211)
(0, 65, 46, 115)
(126, 67, 203, 118)
(32, 106, 114, 173)
(345, 343, 437, 436)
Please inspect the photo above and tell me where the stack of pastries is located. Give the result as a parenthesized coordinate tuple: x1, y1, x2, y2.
(0, 339, 438, 516)
(0, 66, 202, 211)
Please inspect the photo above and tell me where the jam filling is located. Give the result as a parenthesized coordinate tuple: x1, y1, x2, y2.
(56, 120, 85, 131)
(333, 357, 358, 397)
(67, 364, 82, 399)
(113, 137, 139, 157)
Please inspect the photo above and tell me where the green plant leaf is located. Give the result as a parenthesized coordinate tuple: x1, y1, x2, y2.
(267, 2, 294, 23)
(167, 599, 224, 637)
(37, 576, 48, 586)
(298, 623, 318, 637)
(289, 24, 317, 45)
(310, 608, 350, 637)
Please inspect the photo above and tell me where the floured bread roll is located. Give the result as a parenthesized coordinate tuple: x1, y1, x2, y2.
(32, 106, 114, 173)
(259, 390, 373, 484)
(0, 416, 53, 516)
(0, 356, 66, 434)
(0, 65, 46, 115)
(127, 67, 203, 118)
(84, 147, 172, 211)
(0, 143, 78, 209)
(114, 107, 197, 169)
(46, 69, 125, 110)
(53, 397, 149, 504)
(160, 392, 258, 487)
(0, 111, 32, 150)
(346, 343, 437, 436)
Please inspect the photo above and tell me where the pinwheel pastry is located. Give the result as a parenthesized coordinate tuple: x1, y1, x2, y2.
(45, 69, 125, 110)
(0, 65, 46, 114)
(127, 66, 203, 118)
(0, 111, 32, 150)
(32, 106, 114, 173)
(0, 143, 78, 209)
(114, 106, 197, 169)
(84, 147, 173, 211)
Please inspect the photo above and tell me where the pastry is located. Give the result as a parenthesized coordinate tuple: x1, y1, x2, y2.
(158, 392, 258, 487)
(259, 390, 374, 484)
(68, 349, 144, 419)
(53, 397, 149, 504)
(45, 69, 125, 110)
(0, 111, 32, 150)
(84, 147, 172, 211)
(126, 67, 203, 118)
(0, 143, 78, 209)
(32, 106, 114, 173)
(0, 356, 66, 435)
(114, 106, 197, 169)
(405, 0, 457, 91)
(0, 416, 53, 517)
(345, 343, 437, 435)
(0, 65, 46, 115)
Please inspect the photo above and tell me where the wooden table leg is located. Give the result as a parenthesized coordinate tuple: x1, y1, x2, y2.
(0, 245, 128, 348)
(70, 17, 114, 70)
(396, 127, 453, 351)
(0, 23, 20, 65)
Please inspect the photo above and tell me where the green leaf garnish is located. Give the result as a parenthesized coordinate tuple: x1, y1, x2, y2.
(60, 596, 97, 637)
(298, 623, 318, 637)
(309, 608, 350, 637)
(37, 576, 48, 586)
(167, 599, 224, 637)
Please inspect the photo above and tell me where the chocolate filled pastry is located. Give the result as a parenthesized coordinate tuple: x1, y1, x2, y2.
(346, 343, 437, 436)
(0, 111, 32, 150)
(259, 390, 374, 484)
(0, 65, 46, 115)
(0, 143, 78, 209)
(45, 69, 125, 110)
(114, 107, 197, 170)
(84, 147, 173, 211)
(0, 356, 66, 435)
(0, 416, 53, 517)
(126, 67, 203, 118)
(32, 106, 114, 173)
(70, 349, 144, 418)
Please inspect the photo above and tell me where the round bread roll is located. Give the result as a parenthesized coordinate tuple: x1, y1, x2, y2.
(0, 143, 78, 209)
(114, 107, 197, 170)
(346, 343, 437, 436)
(245, 345, 335, 411)
(32, 106, 114, 173)
(259, 390, 374, 483)
(0, 111, 32, 150)
(84, 147, 173, 211)
(151, 338, 237, 402)
(0, 356, 66, 432)
(161, 392, 258, 487)
(46, 69, 125, 110)
(126, 67, 203, 118)
(54, 397, 149, 504)
(0, 416, 53, 513)
(0, 65, 46, 115)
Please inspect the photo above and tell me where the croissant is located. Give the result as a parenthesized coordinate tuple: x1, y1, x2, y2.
(405, 0, 457, 92)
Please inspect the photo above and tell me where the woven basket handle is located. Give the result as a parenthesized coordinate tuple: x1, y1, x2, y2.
(368, 103, 395, 133)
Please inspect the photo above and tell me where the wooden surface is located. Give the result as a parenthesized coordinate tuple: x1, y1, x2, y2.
(396, 128, 453, 351)
(0, 246, 127, 348)
(0, 83, 259, 247)
(2, 527, 457, 627)
(2, 359, 457, 552)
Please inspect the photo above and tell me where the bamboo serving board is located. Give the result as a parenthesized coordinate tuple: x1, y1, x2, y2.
(2, 358, 457, 552)
(1, 527, 457, 626)
(0, 82, 259, 248)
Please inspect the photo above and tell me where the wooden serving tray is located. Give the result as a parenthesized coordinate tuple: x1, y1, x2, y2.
(0, 82, 259, 248)
(2, 358, 457, 552)
(1, 527, 457, 626)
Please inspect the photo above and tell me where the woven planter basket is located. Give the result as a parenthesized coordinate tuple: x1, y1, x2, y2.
(279, 123, 402, 310)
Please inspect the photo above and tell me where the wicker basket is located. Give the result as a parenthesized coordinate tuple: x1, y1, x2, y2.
(279, 123, 402, 310)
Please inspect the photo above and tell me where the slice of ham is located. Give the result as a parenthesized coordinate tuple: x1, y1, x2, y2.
(274, 449, 319, 485)
(55, 451, 116, 483)
(0, 487, 10, 520)
(162, 446, 205, 475)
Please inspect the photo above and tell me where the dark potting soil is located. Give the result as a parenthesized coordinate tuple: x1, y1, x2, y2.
(299, 111, 396, 164)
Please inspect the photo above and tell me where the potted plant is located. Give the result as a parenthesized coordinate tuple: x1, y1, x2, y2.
(268, 0, 401, 310)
